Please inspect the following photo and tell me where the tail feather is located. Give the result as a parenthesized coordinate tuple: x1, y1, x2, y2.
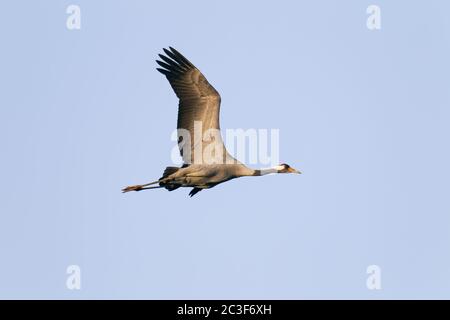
(189, 187, 203, 197)
(160, 166, 179, 179)
(159, 166, 181, 191)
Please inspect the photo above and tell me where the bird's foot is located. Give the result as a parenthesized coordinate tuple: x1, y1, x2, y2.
(122, 185, 143, 193)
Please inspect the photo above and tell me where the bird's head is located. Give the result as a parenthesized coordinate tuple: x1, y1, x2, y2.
(275, 163, 301, 174)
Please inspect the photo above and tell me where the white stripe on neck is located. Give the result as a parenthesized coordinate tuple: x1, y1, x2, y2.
(259, 167, 278, 175)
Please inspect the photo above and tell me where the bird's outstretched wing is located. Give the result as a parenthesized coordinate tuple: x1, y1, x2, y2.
(156, 47, 238, 165)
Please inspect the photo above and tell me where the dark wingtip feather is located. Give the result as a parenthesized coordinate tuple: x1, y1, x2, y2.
(163, 47, 172, 57)
(158, 53, 175, 63)
(156, 59, 171, 70)
(160, 47, 194, 69)
(168, 47, 195, 67)
(158, 54, 187, 72)
(156, 67, 171, 76)
(156, 47, 196, 79)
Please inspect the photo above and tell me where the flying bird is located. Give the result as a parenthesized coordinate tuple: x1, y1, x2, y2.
(122, 47, 300, 197)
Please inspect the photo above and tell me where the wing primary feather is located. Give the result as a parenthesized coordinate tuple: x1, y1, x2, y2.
(163, 47, 194, 70)
(158, 54, 187, 71)
(155, 60, 171, 70)
(156, 60, 182, 74)
(157, 54, 176, 66)
(168, 47, 195, 68)
(156, 67, 173, 77)
(162, 48, 182, 65)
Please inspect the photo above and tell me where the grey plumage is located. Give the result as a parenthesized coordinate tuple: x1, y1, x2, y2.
(122, 47, 300, 197)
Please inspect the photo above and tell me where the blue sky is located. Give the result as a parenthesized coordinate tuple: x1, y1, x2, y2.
(0, 0, 450, 299)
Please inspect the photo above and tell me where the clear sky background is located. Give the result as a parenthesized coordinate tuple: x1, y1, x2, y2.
(1, 0, 450, 299)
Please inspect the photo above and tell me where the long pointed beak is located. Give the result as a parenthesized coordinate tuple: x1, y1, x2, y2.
(288, 167, 302, 174)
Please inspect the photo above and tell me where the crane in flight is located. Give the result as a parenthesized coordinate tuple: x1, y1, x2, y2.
(122, 47, 300, 197)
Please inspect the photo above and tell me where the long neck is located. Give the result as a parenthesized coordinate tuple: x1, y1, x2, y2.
(253, 167, 278, 176)
(237, 165, 279, 177)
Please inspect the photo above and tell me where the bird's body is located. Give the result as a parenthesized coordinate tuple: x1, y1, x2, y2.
(159, 164, 252, 196)
(122, 47, 300, 197)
